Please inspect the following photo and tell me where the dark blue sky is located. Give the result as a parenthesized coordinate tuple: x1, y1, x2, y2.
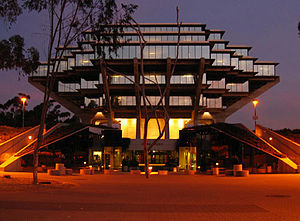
(1, 0, 299, 129)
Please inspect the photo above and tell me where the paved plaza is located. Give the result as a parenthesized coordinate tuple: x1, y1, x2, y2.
(0, 172, 300, 221)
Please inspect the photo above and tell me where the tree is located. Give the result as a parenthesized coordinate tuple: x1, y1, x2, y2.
(1, 0, 137, 184)
(0, 96, 71, 127)
(103, 6, 183, 178)
(0, 35, 39, 75)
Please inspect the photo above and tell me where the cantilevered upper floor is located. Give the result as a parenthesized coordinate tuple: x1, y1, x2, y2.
(29, 23, 279, 124)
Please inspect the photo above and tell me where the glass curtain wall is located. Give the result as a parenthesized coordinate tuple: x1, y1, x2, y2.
(111, 75, 134, 84)
(58, 82, 80, 92)
(104, 45, 210, 59)
(239, 60, 254, 72)
(254, 65, 275, 76)
(226, 82, 249, 92)
(170, 96, 192, 106)
(170, 74, 194, 84)
(76, 53, 95, 66)
(211, 53, 230, 66)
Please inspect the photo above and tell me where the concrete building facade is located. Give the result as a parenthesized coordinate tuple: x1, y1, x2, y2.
(29, 23, 280, 171)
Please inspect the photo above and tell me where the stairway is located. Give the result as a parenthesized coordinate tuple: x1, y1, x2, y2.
(256, 124, 300, 168)
(0, 123, 66, 172)
(211, 123, 298, 171)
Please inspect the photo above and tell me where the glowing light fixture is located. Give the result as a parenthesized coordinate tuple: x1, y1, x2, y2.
(96, 112, 104, 116)
(252, 99, 259, 133)
(20, 96, 28, 128)
(28, 136, 32, 140)
(252, 99, 259, 107)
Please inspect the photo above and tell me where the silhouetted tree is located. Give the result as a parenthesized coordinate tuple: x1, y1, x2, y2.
(0, 97, 71, 127)
(1, 0, 137, 184)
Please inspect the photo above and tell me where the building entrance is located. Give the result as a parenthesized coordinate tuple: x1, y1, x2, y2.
(103, 147, 122, 170)
(179, 147, 196, 170)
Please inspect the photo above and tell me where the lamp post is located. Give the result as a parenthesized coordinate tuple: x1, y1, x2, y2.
(21, 97, 27, 128)
(252, 99, 258, 133)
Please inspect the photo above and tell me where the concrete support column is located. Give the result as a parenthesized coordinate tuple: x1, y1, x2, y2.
(100, 60, 113, 127)
(165, 58, 171, 139)
(134, 58, 141, 139)
(165, 118, 170, 139)
(192, 110, 198, 126)
(193, 58, 206, 126)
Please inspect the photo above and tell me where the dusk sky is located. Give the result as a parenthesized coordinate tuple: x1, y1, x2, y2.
(0, 0, 299, 130)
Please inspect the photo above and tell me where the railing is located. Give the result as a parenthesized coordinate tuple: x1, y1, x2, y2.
(0, 126, 40, 164)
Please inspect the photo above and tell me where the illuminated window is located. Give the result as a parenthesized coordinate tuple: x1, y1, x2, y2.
(141, 96, 165, 106)
(170, 96, 192, 106)
(58, 82, 80, 92)
(254, 65, 275, 76)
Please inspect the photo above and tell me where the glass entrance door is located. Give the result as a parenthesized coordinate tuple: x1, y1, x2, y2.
(104, 153, 111, 169)
(179, 147, 196, 170)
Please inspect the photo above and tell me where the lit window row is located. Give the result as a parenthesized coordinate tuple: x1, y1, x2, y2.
(122, 26, 203, 32)
(111, 75, 134, 84)
(226, 81, 249, 92)
(207, 78, 225, 89)
(98, 45, 210, 59)
(254, 65, 275, 76)
(81, 79, 99, 89)
(239, 60, 253, 72)
(122, 35, 206, 42)
(117, 96, 136, 106)
(76, 53, 94, 66)
(67, 58, 75, 70)
(208, 33, 222, 40)
(81, 95, 223, 108)
(34, 61, 68, 76)
(58, 49, 74, 57)
(34, 65, 53, 76)
(199, 95, 222, 108)
(231, 58, 239, 70)
(206, 97, 222, 108)
(81, 43, 93, 50)
(170, 75, 194, 84)
(170, 96, 192, 106)
(58, 82, 80, 92)
(141, 74, 165, 84)
(141, 96, 165, 106)
(83, 33, 97, 41)
(211, 53, 230, 66)
(212, 43, 225, 50)
(109, 74, 197, 85)
(231, 49, 248, 57)
(54, 60, 68, 73)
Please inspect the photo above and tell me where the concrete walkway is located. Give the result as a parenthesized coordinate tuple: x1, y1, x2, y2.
(0, 172, 300, 220)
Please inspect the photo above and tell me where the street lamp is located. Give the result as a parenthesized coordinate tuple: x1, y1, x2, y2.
(21, 97, 27, 128)
(252, 99, 259, 133)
